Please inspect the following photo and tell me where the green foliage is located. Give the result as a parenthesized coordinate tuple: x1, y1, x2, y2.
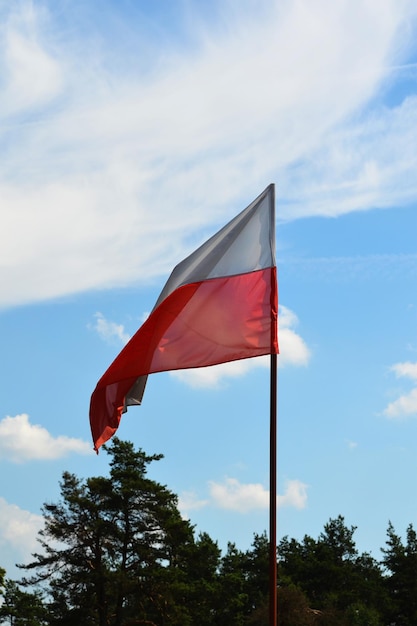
(19, 438, 197, 625)
(381, 521, 417, 625)
(278, 515, 387, 624)
(0, 579, 48, 625)
(344, 602, 383, 626)
(276, 585, 317, 626)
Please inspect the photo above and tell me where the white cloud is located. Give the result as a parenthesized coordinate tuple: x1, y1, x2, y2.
(390, 361, 417, 380)
(208, 477, 307, 513)
(278, 479, 309, 510)
(383, 361, 417, 418)
(278, 305, 311, 367)
(384, 388, 417, 419)
(92, 312, 131, 345)
(209, 478, 269, 513)
(0, 414, 93, 462)
(279, 96, 417, 218)
(177, 491, 209, 519)
(0, 1, 416, 308)
(0, 2, 62, 117)
(0, 497, 43, 557)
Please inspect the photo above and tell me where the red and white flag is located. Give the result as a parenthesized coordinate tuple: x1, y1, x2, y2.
(90, 185, 278, 451)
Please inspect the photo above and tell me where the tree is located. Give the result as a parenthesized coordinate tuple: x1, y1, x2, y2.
(382, 521, 417, 625)
(0, 579, 48, 626)
(244, 533, 270, 617)
(19, 438, 197, 626)
(276, 585, 318, 626)
(278, 516, 385, 622)
(216, 542, 249, 625)
(180, 532, 221, 625)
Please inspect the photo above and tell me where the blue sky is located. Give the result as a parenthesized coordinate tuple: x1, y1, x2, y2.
(1, 0, 417, 580)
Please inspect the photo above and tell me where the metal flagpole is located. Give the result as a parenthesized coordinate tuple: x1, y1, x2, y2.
(269, 352, 278, 625)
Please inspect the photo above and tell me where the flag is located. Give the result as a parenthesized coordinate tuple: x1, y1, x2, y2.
(90, 184, 278, 452)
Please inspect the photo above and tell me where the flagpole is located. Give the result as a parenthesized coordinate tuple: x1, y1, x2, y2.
(269, 352, 278, 626)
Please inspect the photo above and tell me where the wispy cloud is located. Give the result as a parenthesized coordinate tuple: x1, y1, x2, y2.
(346, 440, 358, 450)
(383, 361, 417, 418)
(282, 253, 417, 284)
(0, 2, 63, 117)
(0, 1, 416, 308)
(0, 414, 92, 462)
(91, 312, 131, 345)
(278, 96, 417, 218)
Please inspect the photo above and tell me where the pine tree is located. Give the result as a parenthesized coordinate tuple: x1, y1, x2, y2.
(382, 521, 417, 625)
(19, 438, 196, 626)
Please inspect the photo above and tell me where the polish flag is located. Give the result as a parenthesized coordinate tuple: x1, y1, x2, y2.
(90, 185, 278, 451)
